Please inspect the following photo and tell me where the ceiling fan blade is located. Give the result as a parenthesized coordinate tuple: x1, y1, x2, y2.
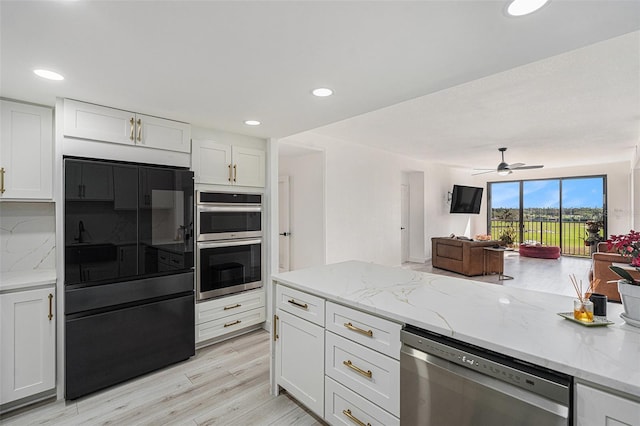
(510, 165, 544, 170)
(471, 169, 496, 176)
(507, 162, 525, 169)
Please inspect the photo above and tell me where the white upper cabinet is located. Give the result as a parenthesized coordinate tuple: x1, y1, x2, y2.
(192, 139, 265, 187)
(63, 99, 191, 153)
(0, 100, 53, 200)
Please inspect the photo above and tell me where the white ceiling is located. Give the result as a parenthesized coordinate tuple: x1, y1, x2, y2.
(1, 1, 639, 170)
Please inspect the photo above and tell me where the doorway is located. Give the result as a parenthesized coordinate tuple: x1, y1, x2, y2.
(278, 142, 325, 270)
(401, 171, 425, 264)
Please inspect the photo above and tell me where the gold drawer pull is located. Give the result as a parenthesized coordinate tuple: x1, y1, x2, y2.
(342, 409, 370, 426)
(223, 320, 241, 328)
(129, 117, 135, 140)
(48, 293, 53, 321)
(287, 299, 308, 310)
(224, 303, 241, 311)
(344, 322, 373, 337)
(343, 360, 372, 379)
(1, 167, 5, 194)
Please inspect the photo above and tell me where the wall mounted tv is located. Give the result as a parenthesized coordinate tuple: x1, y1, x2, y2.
(450, 185, 483, 214)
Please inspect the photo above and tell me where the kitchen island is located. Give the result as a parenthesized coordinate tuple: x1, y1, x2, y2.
(271, 260, 640, 425)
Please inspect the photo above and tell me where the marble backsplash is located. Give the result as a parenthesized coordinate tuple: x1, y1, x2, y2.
(0, 202, 56, 273)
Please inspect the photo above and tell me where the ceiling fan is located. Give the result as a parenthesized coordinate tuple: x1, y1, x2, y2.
(472, 147, 544, 176)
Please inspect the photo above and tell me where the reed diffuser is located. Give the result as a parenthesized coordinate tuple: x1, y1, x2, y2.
(570, 275, 598, 322)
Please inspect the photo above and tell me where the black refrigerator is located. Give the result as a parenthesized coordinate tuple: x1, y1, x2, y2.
(64, 157, 195, 400)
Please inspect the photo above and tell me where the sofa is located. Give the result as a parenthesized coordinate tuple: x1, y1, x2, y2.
(431, 237, 501, 276)
(589, 242, 639, 303)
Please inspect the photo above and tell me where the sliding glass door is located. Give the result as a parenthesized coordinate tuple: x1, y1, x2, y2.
(488, 176, 606, 257)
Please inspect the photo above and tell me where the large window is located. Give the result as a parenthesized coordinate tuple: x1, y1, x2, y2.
(488, 176, 606, 257)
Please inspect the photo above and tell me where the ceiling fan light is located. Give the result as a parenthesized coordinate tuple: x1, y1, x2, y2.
(498, 170, 511, 176)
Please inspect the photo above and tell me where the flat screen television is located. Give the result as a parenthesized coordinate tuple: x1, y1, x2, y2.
(450, 185, 483, 214)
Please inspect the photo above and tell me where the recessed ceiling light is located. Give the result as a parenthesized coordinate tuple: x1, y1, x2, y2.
(312, 88, 333, 97)
(244, 120, 261, 126)
(506, 0, 549, 16)
(33, 69, 64, 81)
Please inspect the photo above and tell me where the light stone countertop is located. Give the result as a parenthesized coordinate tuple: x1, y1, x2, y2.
(272, 260, 640, 398)
(0, 269, 57, 292)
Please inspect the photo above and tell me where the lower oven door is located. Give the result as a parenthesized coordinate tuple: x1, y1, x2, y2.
(197, 238, 262, 301)
(401, 344, 570, 426)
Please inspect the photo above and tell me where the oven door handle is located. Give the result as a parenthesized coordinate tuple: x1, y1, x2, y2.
(198, 205, 261, 213)
(198, 239, 262, 249)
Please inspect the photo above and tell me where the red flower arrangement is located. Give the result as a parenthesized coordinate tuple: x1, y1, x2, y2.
(607, 230, 640, 267)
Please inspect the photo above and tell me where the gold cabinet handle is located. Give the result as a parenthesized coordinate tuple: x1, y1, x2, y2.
(0, 167, 5, 195)
(342, 409, 370, 426)
(48, 293, 53, 321)
(273, 314, 279, 341)
(228, 164, 232, 182)
(287, 299, 308, 310)
(224, 303, 241, 311)
(129, 117, 135, 141)
(136, 118, 142, 142)
(344, 322, 373, 338)
(343, 360, 372, 379)
(223, 320, 241, 328)
(233, 164, 237, 182)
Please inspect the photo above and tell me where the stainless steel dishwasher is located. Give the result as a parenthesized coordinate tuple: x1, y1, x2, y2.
(401, 325, 572, 425)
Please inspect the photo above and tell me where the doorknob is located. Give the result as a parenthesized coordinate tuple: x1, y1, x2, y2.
(279, 232, 290, 236)
(401, 227, 406, 230)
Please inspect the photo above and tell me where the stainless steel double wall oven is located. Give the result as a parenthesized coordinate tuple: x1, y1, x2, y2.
(196, 191, 263, 301)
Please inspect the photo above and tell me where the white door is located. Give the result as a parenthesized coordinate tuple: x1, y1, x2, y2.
(0, 287, 56, 404)
(137, 114, 191, 153)
(192, 140, 232, 185)
(401, 184, 410, 263)
(233, 146, 266, 187)
(0, 100, 53, 200)
(63, 99, 134, 145)
(279, 176, 291, 272)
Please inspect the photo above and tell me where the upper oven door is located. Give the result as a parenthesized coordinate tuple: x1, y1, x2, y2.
(197, 205, 262, 241)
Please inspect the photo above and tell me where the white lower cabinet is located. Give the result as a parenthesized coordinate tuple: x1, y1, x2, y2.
(0, 287, 56, 405)
(325, 331, 400, 416)
(575, 382, 640, 426)
(325, 377, 400, 426)
(275, 308, 324, 418)
(196, 289, 265, 344)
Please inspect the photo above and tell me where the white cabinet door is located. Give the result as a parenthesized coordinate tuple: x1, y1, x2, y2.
(137, 114, 191, 153)
(0, 287, 55, 404)
(575, 383, 640, 426)
(275, 309, 324, 418)
(192, 140, 264, 187)
(63, 99, 134, 145)
(192, 140, 232, 185)
(0, 100, 53, 200)
(232, 146, 265, 187)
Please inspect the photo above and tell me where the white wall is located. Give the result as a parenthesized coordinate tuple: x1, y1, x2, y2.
(279, 150, 326, 270)
(282, 133, 469, 266)
(470, 161, 633, 237)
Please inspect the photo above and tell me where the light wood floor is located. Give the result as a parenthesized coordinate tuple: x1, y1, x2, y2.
(1, 254, 593, 425)
(0, 330, 325, 426)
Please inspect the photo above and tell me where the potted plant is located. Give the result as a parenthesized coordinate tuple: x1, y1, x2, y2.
(607, 230, 640, 326)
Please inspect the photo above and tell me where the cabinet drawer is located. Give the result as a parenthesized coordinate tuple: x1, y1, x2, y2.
(325, 377, 399, 426)
(196, 307, 265, 343)
(196, 289, 265, 325)
(325, 331, 400, 416)
(326, 302, 401, 359)
(276, 284, 324, 327)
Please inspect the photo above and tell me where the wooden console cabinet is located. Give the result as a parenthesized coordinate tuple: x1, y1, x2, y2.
(431, 237, 501, 276)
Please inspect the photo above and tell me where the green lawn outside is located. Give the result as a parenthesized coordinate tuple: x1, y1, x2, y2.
(489, 220, 601, 257)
